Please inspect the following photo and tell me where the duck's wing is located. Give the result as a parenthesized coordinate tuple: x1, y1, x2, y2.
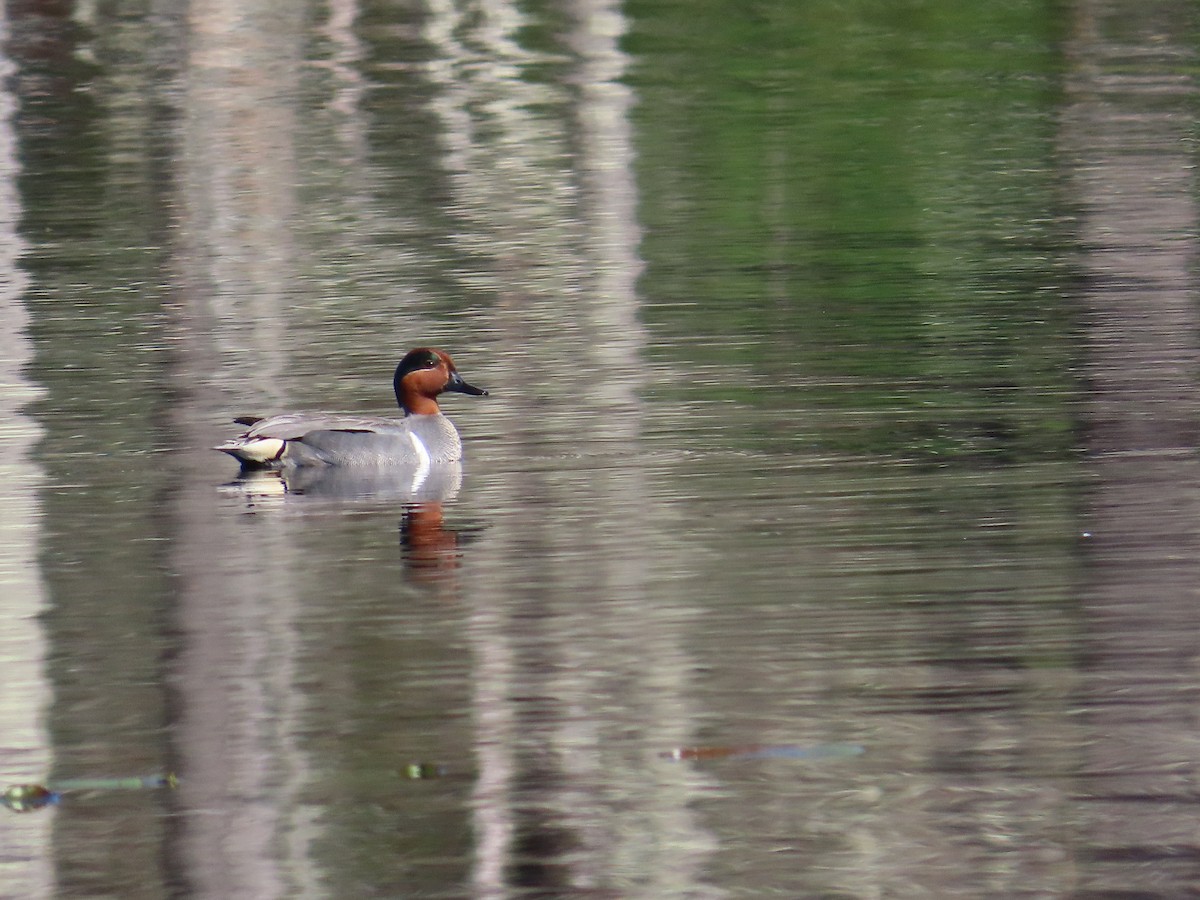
(280, 427, 422, 467)
(240, 412, 405, 440)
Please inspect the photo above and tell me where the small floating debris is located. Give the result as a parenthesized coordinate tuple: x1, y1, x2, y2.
(660, 743, 864, 763)
(2, 774, 178, 813)
(402, 762, 448, 780)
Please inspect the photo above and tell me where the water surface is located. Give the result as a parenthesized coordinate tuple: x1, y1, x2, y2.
(3, 1, 1199, 898)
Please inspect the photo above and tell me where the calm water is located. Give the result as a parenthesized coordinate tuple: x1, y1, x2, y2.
(3, 0, 1200, 897)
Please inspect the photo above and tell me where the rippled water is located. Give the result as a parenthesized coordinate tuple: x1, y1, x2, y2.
(3, 1, 1200, 898)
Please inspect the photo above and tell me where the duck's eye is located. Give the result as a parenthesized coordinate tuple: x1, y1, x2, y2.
(423, 356, 440, 368)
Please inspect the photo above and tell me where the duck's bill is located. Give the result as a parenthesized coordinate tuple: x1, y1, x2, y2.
(446, 373, 488, 396)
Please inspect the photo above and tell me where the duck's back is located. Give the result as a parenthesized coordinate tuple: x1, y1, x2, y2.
(241, 412, 402, 441)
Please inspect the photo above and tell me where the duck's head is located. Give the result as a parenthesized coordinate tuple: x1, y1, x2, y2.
(394, 348, 488, 415)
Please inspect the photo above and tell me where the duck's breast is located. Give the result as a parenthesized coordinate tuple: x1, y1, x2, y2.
(403, 414, 463, 464)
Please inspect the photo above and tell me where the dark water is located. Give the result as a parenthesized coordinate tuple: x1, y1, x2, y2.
(3, 1, 1200, 897)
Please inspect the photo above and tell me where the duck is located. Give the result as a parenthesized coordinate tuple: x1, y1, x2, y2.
(216, 347, 487, 470)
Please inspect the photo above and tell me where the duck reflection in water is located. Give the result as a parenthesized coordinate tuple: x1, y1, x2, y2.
(224, 462, 481, 582)
(400, 501, 482, 583)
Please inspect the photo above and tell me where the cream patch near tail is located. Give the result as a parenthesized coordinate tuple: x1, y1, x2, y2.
(215, 437, 286, 465)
